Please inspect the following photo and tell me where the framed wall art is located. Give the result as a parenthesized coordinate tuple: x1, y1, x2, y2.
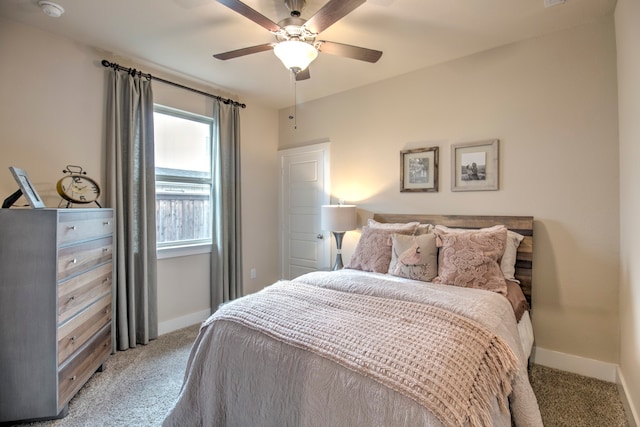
(400, 146, 439, 192)
(451, 139, 499, 191)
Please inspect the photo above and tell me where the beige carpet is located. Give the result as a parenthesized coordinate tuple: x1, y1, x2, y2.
(15, 324, 629, 427)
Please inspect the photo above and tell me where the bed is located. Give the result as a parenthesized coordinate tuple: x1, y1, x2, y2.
(163, 214, 543, 427)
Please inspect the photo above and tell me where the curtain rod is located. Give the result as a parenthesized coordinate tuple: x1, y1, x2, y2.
(101, 59, 246, 109)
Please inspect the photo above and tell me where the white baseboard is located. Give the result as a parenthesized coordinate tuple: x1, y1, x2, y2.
(617, 367, 639, 427)
(531, 346, 617, 382)
(158, 309, 211, 336)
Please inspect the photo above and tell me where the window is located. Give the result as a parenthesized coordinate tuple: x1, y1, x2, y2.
(154, 105, 215, 258)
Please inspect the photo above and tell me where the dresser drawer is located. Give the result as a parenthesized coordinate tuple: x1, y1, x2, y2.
(58, 324, 111, 410)
(58, 263, 112, 324)
(57, 237, 113, 281)
(58, 211, 114, 246)
(58, 294, 112, 365)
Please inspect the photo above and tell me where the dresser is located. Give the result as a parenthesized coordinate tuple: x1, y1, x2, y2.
(0, 208, 114, 423)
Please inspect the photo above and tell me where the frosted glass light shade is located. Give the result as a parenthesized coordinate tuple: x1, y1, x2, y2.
(274, 40, 318, 72)
(321, 205, 357, 232)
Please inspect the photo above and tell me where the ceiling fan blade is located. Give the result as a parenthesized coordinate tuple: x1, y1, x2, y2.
(317, 41, 382, 63)
(296, 68, 311, 81)
(213, 43, 275, 60)
(304, 0, 366, 34)
(216, 0, 282, 32)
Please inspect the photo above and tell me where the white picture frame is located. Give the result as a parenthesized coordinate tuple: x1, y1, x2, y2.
(451, 139, 499, 192)
(7, 166, 45, 208)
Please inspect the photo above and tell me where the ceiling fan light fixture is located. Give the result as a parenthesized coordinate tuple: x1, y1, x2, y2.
(274, 40, 318, 73)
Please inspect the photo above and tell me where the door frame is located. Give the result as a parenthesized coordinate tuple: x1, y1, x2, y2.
(278, 142, 331, 278)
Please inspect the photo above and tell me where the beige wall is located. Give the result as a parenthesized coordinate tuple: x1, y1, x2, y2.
(615, 0, 640, 422)
(0, 17, 281, 330)
(279, 19, 620, 364)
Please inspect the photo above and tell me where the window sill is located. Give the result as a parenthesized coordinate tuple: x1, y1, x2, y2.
(157, 243, 212, 260)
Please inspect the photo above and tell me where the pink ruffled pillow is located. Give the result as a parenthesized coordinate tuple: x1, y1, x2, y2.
(433, 226, 508, 295)
(346, 226, 416, 273)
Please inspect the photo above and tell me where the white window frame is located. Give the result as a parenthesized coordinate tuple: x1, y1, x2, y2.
(154, 104, 215, 259)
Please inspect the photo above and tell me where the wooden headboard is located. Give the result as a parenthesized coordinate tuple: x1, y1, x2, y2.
(372, 214, 534, 307)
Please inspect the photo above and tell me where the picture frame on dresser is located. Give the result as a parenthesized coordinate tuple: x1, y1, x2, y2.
(3, 166, 45, 208)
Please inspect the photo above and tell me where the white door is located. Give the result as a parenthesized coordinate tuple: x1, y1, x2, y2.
(279, 143, 330, 279)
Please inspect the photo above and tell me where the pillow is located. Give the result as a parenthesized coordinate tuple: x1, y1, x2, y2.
(502, 230, 524, 282)
(346, 227, 414, 273)
(432, 227, 508, 295)
(367, 219, 420, 233)
(433, 225, 524, 282)
(388, 233, 438, 282)
(415, 223, 434, 235)
(505, 279, 529, 322)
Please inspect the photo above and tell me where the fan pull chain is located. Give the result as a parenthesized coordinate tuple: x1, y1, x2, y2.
(289, 69, 297, 130)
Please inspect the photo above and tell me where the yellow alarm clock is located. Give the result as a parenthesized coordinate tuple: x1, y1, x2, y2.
(56, 165, 101, 207)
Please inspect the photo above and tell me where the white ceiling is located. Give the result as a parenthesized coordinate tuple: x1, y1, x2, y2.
(0, 0, 616, 109)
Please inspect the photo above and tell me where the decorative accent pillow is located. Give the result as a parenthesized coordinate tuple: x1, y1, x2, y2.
(346, 227, 414, 273)
(432, 227, 508, 295)
(388, 233, 438, 282)
(505, 279, 529, 322)
(433, 225, 523, 282)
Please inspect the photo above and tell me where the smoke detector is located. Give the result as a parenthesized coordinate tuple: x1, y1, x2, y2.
(38, 1, 65, 18)
(544, 0, 566, 7)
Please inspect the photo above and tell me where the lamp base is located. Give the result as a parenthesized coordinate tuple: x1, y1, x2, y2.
(331, 231, 345, 271)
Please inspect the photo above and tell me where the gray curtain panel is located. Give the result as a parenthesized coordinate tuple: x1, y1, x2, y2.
(105, 69, 158, 350)
(211, 100, 243, 310)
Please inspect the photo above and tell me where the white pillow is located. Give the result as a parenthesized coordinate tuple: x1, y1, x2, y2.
(367, 219, 420, 233)
(502, 230, 525, 282)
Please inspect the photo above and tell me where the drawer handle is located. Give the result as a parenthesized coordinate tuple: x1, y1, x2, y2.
(103, 221, 110, 226)
(70, 258, 77, 264)
(68, 225, 77, 231)
(102, 248, 110, 253)
(68, 295, 76, 301)
(70, 375, 77, 381)
(70, 335, 77, 342)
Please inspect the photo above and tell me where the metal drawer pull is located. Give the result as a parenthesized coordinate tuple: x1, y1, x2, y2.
(103, 221, 110, 226)
(68, 225, 77, 231)
(102, 248, 110, 252)
(71, 258, 77, 264)
(70, 336, 77, 342)
(70, 375, 77, 381)
(69, 295, 75, 301)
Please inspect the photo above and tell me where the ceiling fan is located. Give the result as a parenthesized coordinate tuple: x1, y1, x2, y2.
(213, 0, 383, 81)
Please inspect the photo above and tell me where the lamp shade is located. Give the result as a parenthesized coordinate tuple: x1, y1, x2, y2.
(274, 40, 318, 72)
(321, 205, 357, 232)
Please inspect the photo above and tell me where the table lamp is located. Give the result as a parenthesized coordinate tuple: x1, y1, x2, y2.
(321, 204, 357, 270)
